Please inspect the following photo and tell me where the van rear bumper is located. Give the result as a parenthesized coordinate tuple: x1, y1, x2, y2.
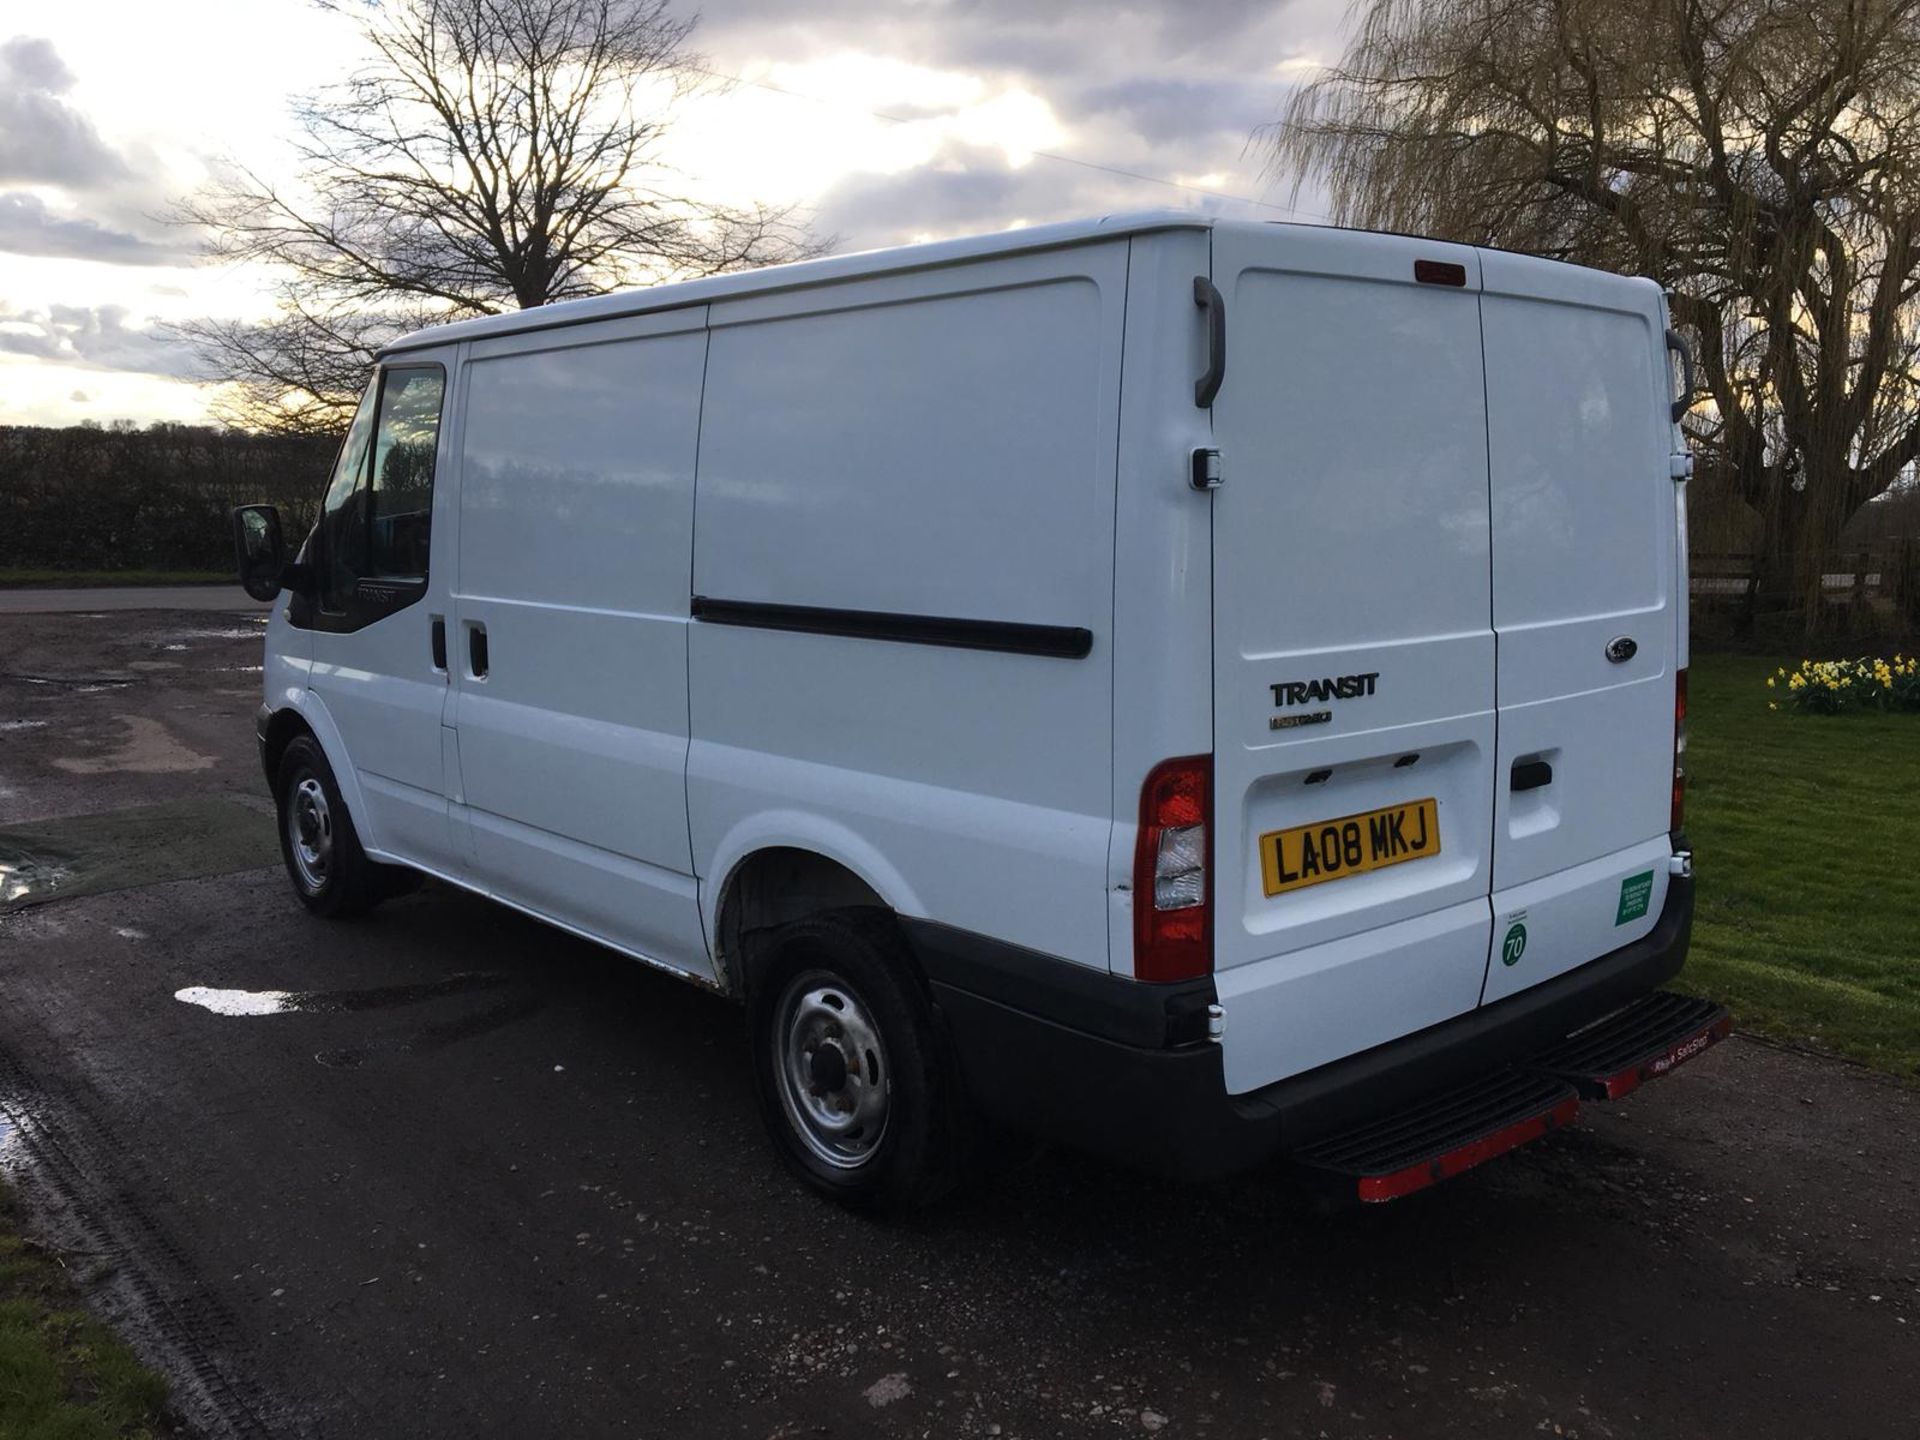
(909, 874, 1695, 1182)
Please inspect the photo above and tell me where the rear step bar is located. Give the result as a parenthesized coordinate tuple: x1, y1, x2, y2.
(1526, 991, 1731, 1100)
(1294, 992, 1730, 1204)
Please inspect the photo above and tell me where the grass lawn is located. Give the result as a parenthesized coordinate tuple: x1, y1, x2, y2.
(0, 570, 231, 589)
(1685, 651, 1920, 1078)
(0, 1184, 172, 1438)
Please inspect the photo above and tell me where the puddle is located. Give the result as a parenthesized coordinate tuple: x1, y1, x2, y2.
(52, 716, 216, 775)
(0, 796, 278, 912)
(164, 628, 266, 643)
(127, 661, 182, 672)
(173, 972, 511, 1019)
(0, 852, 76, 906)
(2, 672, 137, 687)
(115, 926, 147, 940)
(175, 987, 300, 1016)
(163, 644, 188, 652)
(0, 719, 50, 732)
(73, 682, 134, 694)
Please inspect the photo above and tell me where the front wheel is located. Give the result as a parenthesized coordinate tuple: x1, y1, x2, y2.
(274, 734, 409, 918)
(748, 909, 966, 1211)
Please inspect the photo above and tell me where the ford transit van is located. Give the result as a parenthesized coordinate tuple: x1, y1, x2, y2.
(233, 212, 1728, 1209)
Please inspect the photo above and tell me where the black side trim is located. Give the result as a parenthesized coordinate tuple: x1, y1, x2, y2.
(903, 918, 1215, 1049)
(289, 577, 427, 635)
(691, 597, 1093, 659)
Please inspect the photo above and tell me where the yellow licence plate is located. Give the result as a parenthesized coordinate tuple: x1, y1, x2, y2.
(1260, 798, 1441, 897)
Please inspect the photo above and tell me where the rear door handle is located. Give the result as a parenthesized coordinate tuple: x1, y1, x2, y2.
(430, 617, 447, 670)
(467, 622, 489, 679)
(1665, 328, 1695, 423)
(1512, 759, 1554, 792)
(1193, 275, 1226, 408)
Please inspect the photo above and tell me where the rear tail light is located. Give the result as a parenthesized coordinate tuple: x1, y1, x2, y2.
(1671, 667, 1688, 832)
(1134, 755, 1212, 982)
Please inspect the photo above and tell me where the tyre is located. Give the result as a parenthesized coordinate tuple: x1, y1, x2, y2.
(748, 908, 966, 1211)
(273, 734, 405, 918)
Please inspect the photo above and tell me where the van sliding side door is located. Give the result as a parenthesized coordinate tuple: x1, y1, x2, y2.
(444, 309, 714, 981)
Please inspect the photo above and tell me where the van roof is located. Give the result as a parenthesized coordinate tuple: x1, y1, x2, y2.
(380, 209, 1213, 356)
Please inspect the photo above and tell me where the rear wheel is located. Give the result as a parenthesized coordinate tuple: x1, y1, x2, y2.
(274, 734, 412, 917)
(748, 909, 965, 1211)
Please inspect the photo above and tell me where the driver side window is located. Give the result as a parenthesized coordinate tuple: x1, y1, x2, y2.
(318, 381, 378, 613)
(315, 365, 445, 615)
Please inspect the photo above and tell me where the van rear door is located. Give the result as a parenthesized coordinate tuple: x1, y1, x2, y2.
(1205, 226, 1497, 1095)
(1476, 254, 1679, 1005)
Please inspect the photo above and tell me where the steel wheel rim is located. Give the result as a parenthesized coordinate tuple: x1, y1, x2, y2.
(772, 971, 891, 1171)
(288, 775, 332, 893)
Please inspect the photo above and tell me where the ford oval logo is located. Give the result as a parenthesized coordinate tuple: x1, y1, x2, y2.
(1605, 636, 1638, 664)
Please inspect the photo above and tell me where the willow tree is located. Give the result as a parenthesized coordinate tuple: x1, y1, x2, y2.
(1269, 0, 1920, 623)
(178, 0, 819, 432)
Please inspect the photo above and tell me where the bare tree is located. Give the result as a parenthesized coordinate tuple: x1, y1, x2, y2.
(1268, 0, 1920, 625)
(178, 0, 821, 432)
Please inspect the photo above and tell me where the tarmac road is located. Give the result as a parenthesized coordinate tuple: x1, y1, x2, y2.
(0, 603, 1915, 1439)
(0, 584, 271, 614)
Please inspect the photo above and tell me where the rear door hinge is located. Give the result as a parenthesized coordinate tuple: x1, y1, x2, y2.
(1669, 451, 1694, 481)
(1190, 446, 1223, 490)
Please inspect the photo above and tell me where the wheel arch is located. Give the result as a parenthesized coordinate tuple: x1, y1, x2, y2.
(706, 826, 925, 998)
(263, 695, 375, 849)
(260, 706, 314, 789)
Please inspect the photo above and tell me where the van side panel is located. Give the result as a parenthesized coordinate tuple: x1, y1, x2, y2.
(448, 308, 712, 978)
(1105, 230, 1217, 974)
(688, 245, 1127, 969)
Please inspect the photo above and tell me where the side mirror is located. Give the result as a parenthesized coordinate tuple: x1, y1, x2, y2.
(232, 504, 287, 601)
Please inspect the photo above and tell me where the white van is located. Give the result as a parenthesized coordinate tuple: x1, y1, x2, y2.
(234, 211, 1728, 1209)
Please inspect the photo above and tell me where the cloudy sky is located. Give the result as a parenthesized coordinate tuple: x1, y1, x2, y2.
(0, 0, 1346, 428)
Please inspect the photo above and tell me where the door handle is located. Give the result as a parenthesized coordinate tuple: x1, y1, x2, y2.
(430, 617, 447, 670)
(1193, 275, 1226, 408)
(1511, 758, 1554, 792)
(467, 623, 489, 679)
(1665, 328, 1695, 423)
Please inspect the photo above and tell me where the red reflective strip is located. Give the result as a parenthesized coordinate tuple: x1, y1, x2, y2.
(1597, 1013, 1733, 1099)
(1356, 1096, 1580, 1203)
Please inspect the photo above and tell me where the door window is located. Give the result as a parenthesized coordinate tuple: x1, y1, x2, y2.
(318, 380, 378, 612)
(367, 369, 444, 582)
(313, 365, 445, 616)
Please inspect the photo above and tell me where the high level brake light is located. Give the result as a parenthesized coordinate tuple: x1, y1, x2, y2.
(1133, 755, 1212, 982)
(1672, 668, 1689, 833)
